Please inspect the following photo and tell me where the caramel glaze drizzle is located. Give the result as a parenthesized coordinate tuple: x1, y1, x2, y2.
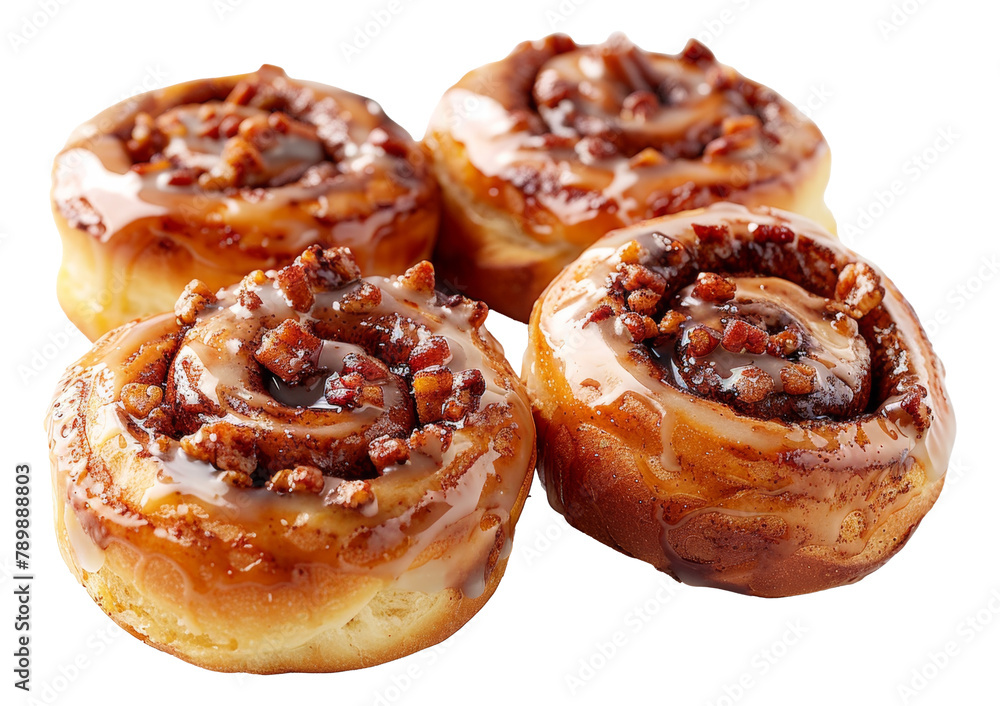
(47, 247, 534, 602)
(532, 203, 954, 593)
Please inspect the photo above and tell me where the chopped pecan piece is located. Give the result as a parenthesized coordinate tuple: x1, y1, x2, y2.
(752, 223, 795, 244)
(276, 263, 314, 312)
(619, 312, 659, 343)
(686, 326, 720, 357)
(780, 363, 818, 395)
(266, 465, 325, 494)
(658, 310, 687, 336)
(626, 288, 661, 316)
(691, 223, 729, 243)
(622, 90, 659, 121)
(255, 320, 324, 385)
(340, 281, 382, 314)
(174, 279, 217, 325)
(768, 328, 802, 357)
(692, 272, 736, 303)
(121, 383, 163, 419)
(342, 352, 389, 380)
(368, 436, 410, 473)
(733, 366, 774, 403)
(442, 369, 486, 422)
(329, 480, 374, 510)
(722, 320, 768, 354)
(297, 245, 361, 290)
(412, 366, 454, 424)
(835, 263, 884, 319)
(618, 263, 667, 294)
(408, 336, 452, 372)
(180, 422, 257, 476)
(399, 261, 436, 294)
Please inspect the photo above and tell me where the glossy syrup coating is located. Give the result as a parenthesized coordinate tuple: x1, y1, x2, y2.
(426, 34, 833, 322)
(46, 247, 535, 672)
(523, 203, 954, 597)
(53, 65, 440, 340)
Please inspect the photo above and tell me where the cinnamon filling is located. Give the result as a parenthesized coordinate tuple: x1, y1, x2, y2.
(124, 246, 496, 494)
(588, 218, 930, 428)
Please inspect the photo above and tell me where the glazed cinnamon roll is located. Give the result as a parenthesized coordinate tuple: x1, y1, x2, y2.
(426, 35, 833, 321)
(46, 247, 534, 672)
(53, 65, 439, 340)
(523, 204, 953, 597)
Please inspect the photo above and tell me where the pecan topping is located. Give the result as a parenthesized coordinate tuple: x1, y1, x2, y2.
(408, 336, 452, 372)
(733, 366, 774, 403)
(399, 261, 436, 294)
(622, 90, 659, 121)
(180, 422, 257, 476)
(442, 369, 486, 422)
(265, 465, 325, 494)
(780, 363, 817, 395)
(255, 320, 323, 385)
(412, 366, 454, 424)
(340, 282, 382, 314)
(768, 328, 802, 357)
(368, 436, 410, 473)
(692, 272, 736, 303)
(276, 263, 314, 312)
(685, 326, 720, 357)
(298, 245, 361, 290)
(691, 223, 729, 243)
(752, 223, 795, 244)
(721, 320, 768, 354)
(619, 312, 659, 342)
(836, 263, 884, 319)
(174, 280, 217, 325)
(618, 263, 667, 294)
(626, 288, 661, 316)
(658, 310, 687, 337)
(328, 480, 374, 510)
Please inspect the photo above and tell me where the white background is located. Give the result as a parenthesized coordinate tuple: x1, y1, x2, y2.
(1, 0, 996, 704)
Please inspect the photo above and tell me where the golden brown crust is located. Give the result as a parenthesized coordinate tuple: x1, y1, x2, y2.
(523, 204, 953, 597)
(47, 249, 535, 671)
(426, 34, 834, 322)
(53, 65, 440, 340)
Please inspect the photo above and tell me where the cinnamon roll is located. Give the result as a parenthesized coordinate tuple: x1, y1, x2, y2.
(53, 65, 439, 340)
(426, 34, 833, 321)
(523, 203, 953, 597)
(46, 247, 534, 672)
